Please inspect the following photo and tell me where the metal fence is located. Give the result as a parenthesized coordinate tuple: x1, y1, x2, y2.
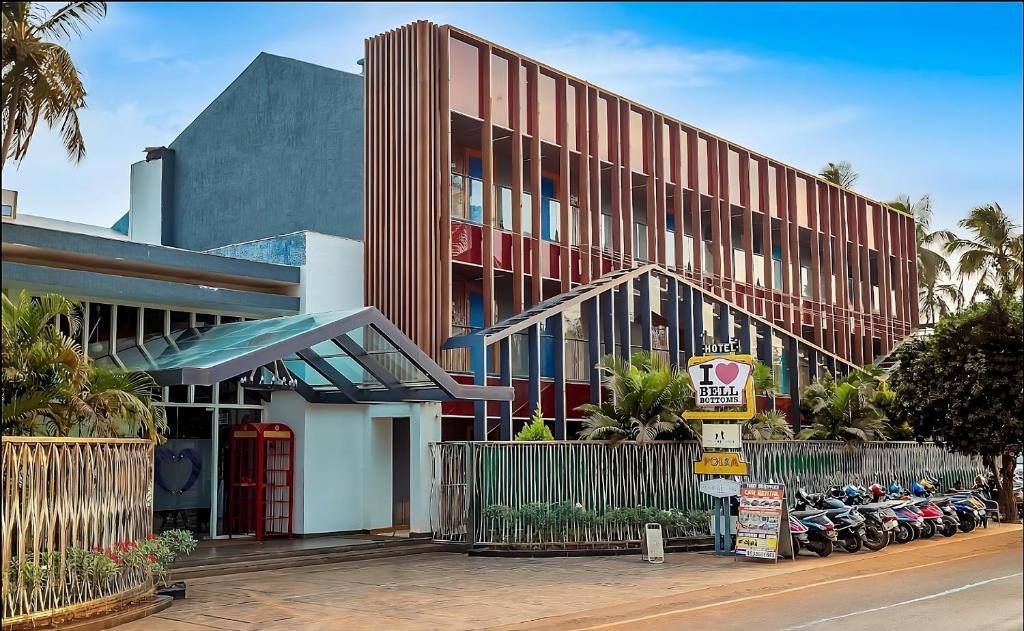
(429, 441, 986, 546)
(2, 437, 155, 628)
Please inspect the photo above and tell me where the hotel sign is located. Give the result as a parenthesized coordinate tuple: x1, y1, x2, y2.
(683, 354, 755, 420)
(693, 451, 750, 476)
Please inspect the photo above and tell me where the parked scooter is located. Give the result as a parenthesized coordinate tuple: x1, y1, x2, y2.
(910, 481, 960, 537)
(789, 507, 837, 557)
(789, 514, 809, 555)
(837, 485, 896, 550)
(795, 488, 867, 553)
(869, 483, 923, 544)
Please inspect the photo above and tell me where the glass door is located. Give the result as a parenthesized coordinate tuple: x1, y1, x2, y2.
(153, 407, 214, 538)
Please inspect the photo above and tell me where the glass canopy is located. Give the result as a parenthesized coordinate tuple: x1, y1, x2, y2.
(121, 307, 511, 404)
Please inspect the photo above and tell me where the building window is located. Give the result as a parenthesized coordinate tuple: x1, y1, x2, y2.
(540, 176, 558, 242)
(449, 37, 481, 118)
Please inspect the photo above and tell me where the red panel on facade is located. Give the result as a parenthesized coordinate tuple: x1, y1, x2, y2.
(494, 231, 513, 271)
(546, 242, 560, 280)
(452, 221, 483, 265)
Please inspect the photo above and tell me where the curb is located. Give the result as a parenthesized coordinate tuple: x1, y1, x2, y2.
(42, 596, 173, 631)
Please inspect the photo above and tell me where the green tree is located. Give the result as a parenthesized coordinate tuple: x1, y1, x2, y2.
(577, 351, 695, 444)
(2, 290, 166, 440)
(797, 370, 891, 443)
(515, 404, 554, 441)
(819, 161, 858, 189)
(1, 1, 106, 168)
(889, 297, 1023, 522)
(752, 359, 776, 410)
(889, 194, 960, 324)
(743, 410, 793, 441)
(945, 202, 1024, 301)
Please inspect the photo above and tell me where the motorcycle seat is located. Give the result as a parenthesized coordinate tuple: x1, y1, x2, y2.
(791, 509, 826, 519)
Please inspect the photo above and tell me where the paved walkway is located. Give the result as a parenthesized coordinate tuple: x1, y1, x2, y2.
(123, 525, 1021, 631)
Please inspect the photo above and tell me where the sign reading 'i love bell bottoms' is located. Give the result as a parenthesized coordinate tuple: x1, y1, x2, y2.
(683, 354, 756, 421)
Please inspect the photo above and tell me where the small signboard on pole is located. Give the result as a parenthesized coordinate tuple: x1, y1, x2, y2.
(735, 482, 793, 562)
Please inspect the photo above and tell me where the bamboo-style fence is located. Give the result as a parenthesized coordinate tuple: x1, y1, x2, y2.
(430, 441, 987, 545)
(2, 437, 155, 628)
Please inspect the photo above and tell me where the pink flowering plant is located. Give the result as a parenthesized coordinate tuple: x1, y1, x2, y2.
(5, 529, 197, 598)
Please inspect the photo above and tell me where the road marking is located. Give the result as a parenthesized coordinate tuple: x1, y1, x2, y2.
(782, 572, 1023, 630)
(571, 551, 994, 630)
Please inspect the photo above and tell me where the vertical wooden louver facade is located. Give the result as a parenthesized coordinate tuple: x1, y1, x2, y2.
(365, 21, 918, 371)
(365, 21, 448, 356)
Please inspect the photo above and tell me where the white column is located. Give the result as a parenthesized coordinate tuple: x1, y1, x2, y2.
(408, 402, 442, 535)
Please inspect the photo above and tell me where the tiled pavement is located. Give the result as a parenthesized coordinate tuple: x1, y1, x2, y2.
(121, 527, 1019, 631)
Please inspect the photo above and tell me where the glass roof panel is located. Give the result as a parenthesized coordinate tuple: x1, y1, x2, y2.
(128, 310, 365, 371)
(349, 325, 433, 386)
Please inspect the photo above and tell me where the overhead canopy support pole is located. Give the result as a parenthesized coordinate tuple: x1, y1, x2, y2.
(666, 276, 680, 369)
(499, 336, 513, 440)
(473, 337, 488, 440)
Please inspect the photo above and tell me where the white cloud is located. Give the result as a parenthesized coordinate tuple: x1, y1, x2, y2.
(530, 31, 755, 94)
(2, 103, 179, 226)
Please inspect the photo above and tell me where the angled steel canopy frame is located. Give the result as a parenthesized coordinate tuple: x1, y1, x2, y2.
(126, 307, 512, 404)
(444, 263, 863, 440)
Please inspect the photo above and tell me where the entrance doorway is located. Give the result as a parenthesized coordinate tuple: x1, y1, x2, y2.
(154, 407, 213, 537)
(392, 418, 411, 529)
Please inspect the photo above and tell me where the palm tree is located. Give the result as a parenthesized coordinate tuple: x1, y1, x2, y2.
(819, 161, 858, 189)
(743, 410, 793, 441)
(2, 2, 106, 169)
(946, 202, 1024, 301)
(752, 359, 775, 410)
(797, 371, 890, 444)
(577, 351, 695, 444)
(2, 290, 166, 440)
(889, 194, 959, 323)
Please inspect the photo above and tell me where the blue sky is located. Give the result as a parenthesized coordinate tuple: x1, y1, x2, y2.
(4, 2, 1022, 235)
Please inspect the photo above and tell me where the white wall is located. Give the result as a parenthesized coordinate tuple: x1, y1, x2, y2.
(300, 232, 363, 313)
(128, 158, 163, 245)
(264, 395, 441, 535)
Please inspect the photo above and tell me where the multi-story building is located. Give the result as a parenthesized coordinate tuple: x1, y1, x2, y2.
(2, 21, 918, 537)
(363, 22, 918, 440)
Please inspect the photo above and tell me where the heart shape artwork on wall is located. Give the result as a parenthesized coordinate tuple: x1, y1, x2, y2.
(155, 447, 203, 495)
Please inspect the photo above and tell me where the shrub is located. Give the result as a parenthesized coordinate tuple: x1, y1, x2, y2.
(515, 405, 554, 441)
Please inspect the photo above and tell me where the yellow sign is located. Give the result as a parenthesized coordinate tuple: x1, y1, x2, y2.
(683, 354, 756, 421)
(693, 451, 749, 475)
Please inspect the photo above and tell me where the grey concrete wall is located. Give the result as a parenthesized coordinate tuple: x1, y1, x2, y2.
(168, 53, 363, 250)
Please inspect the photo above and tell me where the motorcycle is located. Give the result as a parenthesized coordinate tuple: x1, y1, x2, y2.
(869, 484, 923, 544)
(911, 480, 960, 537)
(789, 514, 809, 555)
(838, 485, 896, 550)
(789, 507, 837, 557)
(796, 488, 867, 554)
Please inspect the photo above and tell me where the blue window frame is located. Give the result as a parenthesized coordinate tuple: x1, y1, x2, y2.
(468, 157, 484, 223)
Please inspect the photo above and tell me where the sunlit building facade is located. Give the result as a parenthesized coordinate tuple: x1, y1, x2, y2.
(363, 22, 919, 439)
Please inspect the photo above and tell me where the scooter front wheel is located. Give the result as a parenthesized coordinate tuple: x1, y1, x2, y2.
(958, 513, 976, 533)
(863, 526, 888, 551)
(941, 522, 958, 537)
(841, 535, 863, 553)
(920, 519, 936, 539)
(813, 538, 834, 557)
(894, 522, 914, 544)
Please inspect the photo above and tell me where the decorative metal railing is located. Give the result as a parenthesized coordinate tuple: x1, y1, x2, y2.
(429, 441, 986, 546)
(2, 437, 155, 628)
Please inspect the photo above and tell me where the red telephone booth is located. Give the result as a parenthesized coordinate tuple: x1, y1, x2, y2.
(227, 422, 294, 540)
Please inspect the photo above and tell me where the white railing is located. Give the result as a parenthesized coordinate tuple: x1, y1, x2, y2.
(430, 440, 986, 546)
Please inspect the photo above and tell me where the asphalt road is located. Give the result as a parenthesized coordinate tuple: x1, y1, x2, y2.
(509, 528, 1023, 631)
